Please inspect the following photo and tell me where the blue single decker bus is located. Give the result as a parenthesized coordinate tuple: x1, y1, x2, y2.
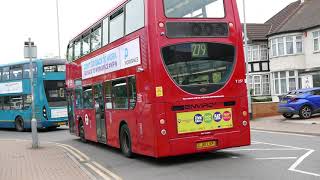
(0, 59, 68, 131)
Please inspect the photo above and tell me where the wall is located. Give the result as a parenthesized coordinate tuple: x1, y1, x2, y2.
(305, 28, 320, 69)
(252, 102, 280, 119)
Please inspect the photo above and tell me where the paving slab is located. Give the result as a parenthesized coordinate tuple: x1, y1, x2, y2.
(0, 139, 92, 180)
(251, 115, 320, 136)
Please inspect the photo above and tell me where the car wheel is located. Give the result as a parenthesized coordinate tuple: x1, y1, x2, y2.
(15, 117, 25, 132)
(282, 113, 294, 119)
(299, 105, 312, 119)
(120, 124, 133, 158)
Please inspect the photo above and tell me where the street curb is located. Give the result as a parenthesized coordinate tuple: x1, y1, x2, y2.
(251, 128, 320, 137)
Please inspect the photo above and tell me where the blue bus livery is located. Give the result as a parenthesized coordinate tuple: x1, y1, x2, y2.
(0, 59, 68, 131)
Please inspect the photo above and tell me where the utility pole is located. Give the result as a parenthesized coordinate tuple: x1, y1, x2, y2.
(56, 0, 61, 58)
(24, 38, 39, 148)
(242, 0, 252, 119)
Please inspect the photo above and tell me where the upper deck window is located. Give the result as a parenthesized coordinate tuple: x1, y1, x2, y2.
(110, 9, 124, 43)
(91, 26, 102, 51)
(164, 0, 225, 18)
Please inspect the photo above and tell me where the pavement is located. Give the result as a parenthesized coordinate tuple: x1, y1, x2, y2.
(0, 139, 93, 180)
(251, 115, 320, 136)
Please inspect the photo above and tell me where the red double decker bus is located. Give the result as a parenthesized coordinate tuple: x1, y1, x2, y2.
(66, 0, 250, 158)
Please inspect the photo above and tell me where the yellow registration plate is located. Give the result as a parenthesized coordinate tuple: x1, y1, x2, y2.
(196, 141, 217, 149)
(56, 122, 66, 126)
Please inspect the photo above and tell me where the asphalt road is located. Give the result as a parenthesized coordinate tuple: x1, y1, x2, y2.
(0, 127, 319, 180)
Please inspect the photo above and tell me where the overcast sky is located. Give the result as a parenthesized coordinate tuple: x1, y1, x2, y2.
(0, 0, 297, 65)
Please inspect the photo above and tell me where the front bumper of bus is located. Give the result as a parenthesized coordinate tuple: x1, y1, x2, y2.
(156, 130, 250, 157)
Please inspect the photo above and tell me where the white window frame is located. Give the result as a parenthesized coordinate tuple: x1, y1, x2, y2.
(313, 30, 320, 52)
(269, 34, 304, 58)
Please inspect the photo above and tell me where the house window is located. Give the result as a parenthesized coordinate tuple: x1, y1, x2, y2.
(247, 46, 252, 62)
(270, 35, 303, 58)
(271, 39, 277, 57)
(272, 71, 298, 95)
(278, 37, 284, 56)
(253, 76, 262, 96)
(296, 36, 303, 53)
(260, 44, 268, 61)
(252, 45, 259, 61)
(286, 36, 294, 55)
(313, 30, 320, 52)
(262, 74, 270, 95)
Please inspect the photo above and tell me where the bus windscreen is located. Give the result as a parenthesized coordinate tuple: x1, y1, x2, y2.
(162, 42, 235, 95)
(44, 80, 67, 107)
(164, 0, 225, 18)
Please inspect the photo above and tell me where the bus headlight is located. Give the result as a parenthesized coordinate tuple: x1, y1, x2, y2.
(43, 106, 48, 119)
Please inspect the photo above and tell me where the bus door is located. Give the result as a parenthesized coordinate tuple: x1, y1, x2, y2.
(67, 90, 76, 134)
(94, 84, 107, 144)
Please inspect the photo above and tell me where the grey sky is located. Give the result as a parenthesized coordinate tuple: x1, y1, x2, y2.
(0, 0, 297, 64)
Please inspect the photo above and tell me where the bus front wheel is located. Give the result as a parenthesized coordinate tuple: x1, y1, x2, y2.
(119, 124, 133, 158)
(15, 117, 25, 132)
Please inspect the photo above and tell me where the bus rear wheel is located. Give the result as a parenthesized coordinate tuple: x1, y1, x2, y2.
(120, 124, 133, 158)
(15, 117, 25, 132)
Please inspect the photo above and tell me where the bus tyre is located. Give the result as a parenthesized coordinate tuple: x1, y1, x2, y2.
(120, 124, 133, 158)
(79, 121, 86, 143)
(299, 105, 312, 119)
(15, 117, 25, 132)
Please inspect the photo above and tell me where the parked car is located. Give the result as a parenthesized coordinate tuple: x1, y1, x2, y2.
(278, 88, 320, 119)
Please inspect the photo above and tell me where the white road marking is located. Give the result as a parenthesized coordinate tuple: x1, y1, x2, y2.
(251, 130, 316, 138)
(92, 161, 123, 180)
(57, 143, 90, 161)
(85, 163, 112, 180)
(289, 150, 320, 177)
(254, 141, 320, 177)
(256, 157, 297, 160)
(57, 144, 86, 162)
(224, 148, 300, 152)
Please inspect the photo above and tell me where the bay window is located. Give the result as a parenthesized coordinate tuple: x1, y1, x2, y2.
(313, 30, 320, 52)
(269, 35, 303, 58)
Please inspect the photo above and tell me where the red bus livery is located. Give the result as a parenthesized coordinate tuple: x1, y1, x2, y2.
(66, 0, 250, 158)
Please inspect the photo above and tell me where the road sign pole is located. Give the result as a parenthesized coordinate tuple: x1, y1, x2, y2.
(27, 38, 39, 148)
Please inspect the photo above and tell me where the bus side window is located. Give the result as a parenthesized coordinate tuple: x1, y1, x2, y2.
(2, 67, 9, 81)
(110, 8, 124, 43)
(23, 95, 32, 109)
(10, 65, 23, 80)
(112, 78, 128, 109)
(67, 43, 74, 62)
(104, 81, 112, 109)
(83, 86, 94, 109)
(0, 97, 3, 110)
(3, 96, 10, 110)
(128, 77, 137, 109)
(125, 0, 145, 35)
(0, 68, 2, 81)
(75, 89, 83, 109)
(91, 25, 102, 51)
(10, 96, 23, 110)
(82, 33, 91, 56)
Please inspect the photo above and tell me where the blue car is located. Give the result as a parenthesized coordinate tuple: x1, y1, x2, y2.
(278, 88, 320, 119)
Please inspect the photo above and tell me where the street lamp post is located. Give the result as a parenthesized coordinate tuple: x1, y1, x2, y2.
(242, 0, 252, 119)
(24, 38, 39, 148)
(56, 0, 61, 58)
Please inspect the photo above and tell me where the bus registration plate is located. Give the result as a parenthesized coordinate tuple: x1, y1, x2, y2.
(196, 141, 217, 149)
